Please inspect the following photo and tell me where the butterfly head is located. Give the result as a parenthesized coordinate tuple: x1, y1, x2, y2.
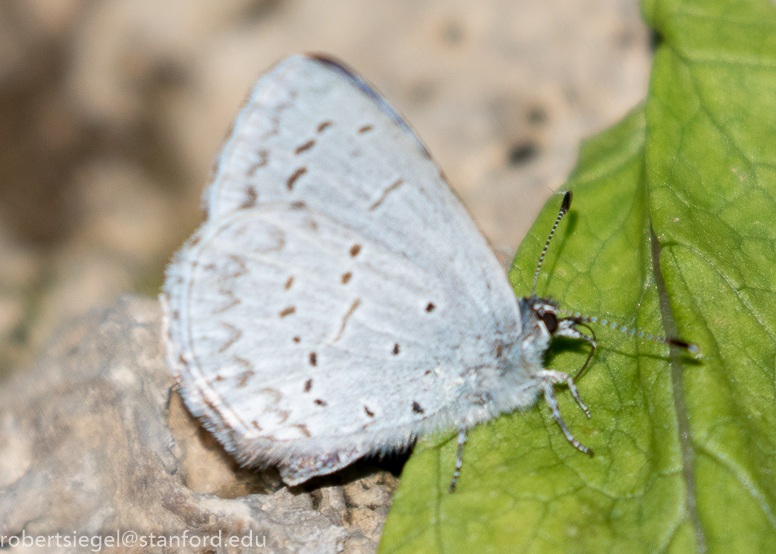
(521, 191, 698, 379)
(525, 297, 560, 334)
(516, 295, 593, 369)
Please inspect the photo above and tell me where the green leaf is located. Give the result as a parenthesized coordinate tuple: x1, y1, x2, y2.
(379, 1, 776, 552)
(645, 0, 776, 551)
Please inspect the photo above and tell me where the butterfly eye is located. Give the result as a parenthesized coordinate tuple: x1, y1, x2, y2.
(540, 311, 558, 333)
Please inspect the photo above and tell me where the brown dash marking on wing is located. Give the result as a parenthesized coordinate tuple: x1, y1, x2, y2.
(317, 121, 333, 133)
(213, 289, 240, 314)
(331, 298, 361, 343)
(358, 124, 374, 134)
(234, 356, 255, 388)
(240, 186, 258, 209)
(217, 322, 242, 353)
(262, 100, 294, 141)
(236, 368, 256, 388)
(285, 276, 294, 290)
(369, 178, 405, 210)
(279, 306, 296, 318)
(295, 139, 316, 154)
(246, 150, 269, 176)
(259, 388, 290, 424)
(259, 387, 282, 403)
(224, 254, 248, 278)
(287, 167, 307, 190)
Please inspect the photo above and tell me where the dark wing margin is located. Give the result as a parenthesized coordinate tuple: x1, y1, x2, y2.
(306, 53, 433, 160)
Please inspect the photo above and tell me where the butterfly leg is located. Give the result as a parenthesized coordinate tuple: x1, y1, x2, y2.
(540, 370, 593, 456)
(448, 427, 467, 493)
(566, 377, 591, 418)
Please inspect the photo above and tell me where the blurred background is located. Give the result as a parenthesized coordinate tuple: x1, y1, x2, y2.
(0, 0, 652, 378)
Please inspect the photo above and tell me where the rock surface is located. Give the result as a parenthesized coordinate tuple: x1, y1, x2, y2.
(0, 296, 398, 553)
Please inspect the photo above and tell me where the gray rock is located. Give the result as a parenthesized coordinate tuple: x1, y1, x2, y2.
(0, 296, 397, 553)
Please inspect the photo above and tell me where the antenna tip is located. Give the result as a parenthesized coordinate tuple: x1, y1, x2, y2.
(668, 338, 700, 355)
(561, 191, 572, 214)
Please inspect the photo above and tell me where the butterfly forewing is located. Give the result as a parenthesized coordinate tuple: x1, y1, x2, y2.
(163, 55, 522, 475)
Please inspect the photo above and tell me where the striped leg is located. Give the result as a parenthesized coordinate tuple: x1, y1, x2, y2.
(540, 370, 593, 456)
(448, 427, 467, 493)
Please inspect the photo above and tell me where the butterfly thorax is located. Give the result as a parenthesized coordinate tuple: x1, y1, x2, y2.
(461, 295, 560, 423)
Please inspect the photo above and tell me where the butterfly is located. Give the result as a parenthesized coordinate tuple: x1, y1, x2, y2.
(161, 54, 692, 491)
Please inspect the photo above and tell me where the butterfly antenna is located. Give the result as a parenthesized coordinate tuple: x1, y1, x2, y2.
(560, 309, 699, 379)
(532, 191, 572, 296)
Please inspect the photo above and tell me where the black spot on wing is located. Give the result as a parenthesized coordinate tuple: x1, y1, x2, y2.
(412, 401, 425, 414)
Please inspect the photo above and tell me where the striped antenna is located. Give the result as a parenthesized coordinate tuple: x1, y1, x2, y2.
(560, 309, 700, 355)
(532, 191, 572, 295)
